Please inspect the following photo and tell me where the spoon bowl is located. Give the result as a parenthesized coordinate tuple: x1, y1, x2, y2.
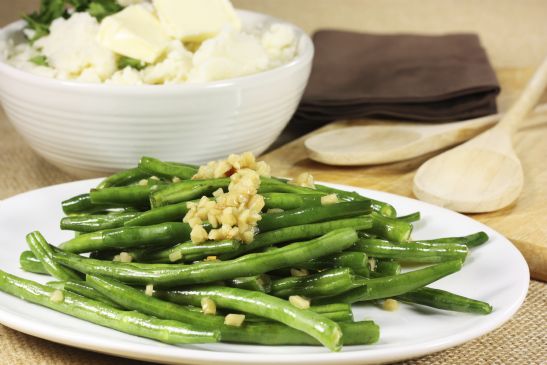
(413, 129, 523, 212)
(413, 56, 547, 213)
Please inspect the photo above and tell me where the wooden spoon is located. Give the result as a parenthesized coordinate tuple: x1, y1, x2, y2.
(413, 56, 547, 213)
(304, 108, 545, 166)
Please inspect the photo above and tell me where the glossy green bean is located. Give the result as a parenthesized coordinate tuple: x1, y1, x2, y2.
(316, 260, 463, 304)
(299, 251, 370, 277)
(226, 275, 272, 293)
(354, 238, 468, 263)
(89, 183, 164, 207)
(156, 285, 344, 351)
(139, 156, 197, 180)
(270, 268, 361, 298)
(87, 275, 376, 346)
(262, 193, 322, 210)
(258, 183, 324, 195)
(313, 184, 397, 218)
(139, 239, 238, 263)
(221, 216, 372, 260)
(47, 280, 123, 309)
(123, 202, 191, 227)
(396, 212, 421, 223)
(26, 231, 81, 281)
(0, 270, 220, 344)
(257, 201, 371, 232)
(397, 287, 492, 314)
(19, 251, 48, 275)
(62, 193, 132, 215)
(150, 178, 230, 207)
(374, 259, 401, 276)
(60, 211, 140, 232)
(59, 222, 191, 254)
(415, 232, 489, 248)
(366, 212, 413, 242)
(53, 228, 358, 287)
(96, 168, 150, 189)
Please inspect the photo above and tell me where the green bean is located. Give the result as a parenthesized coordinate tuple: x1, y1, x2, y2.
(156, 285, 344, 351)
(19, 251, 47, 275)
(314, 184, 397, 217)
(59, 222, 191, 254)
(60, 211, 140, 233)
(139, 156, 197, 179)
(354, 238, 468, 263)
(89, 183, 165, 207)
(96, 167, 150, 189)
(262, 193, 322, 210)
(374, 259, 401, 276)
(366, 212, 413, 242)
(62, 193, 132, 215)
(257, 202, 371, 232)
(87, 275, 377, 346)
(0, 270, 219, 344)
(226, 275, 272, 293)
(220, 216, 372, 260)
(222, 321, 378, 346)
(47, 280, 124, 309)
(26, 231, 81, 281)
(316, 260, 463, 304)
(299, 251, 370, 277)
(258, 183, 324, 195)
(53, 228, 359, 287)
(136, 239, 238, 263)
(396, 212, 421, 223)
(86, 275, 222, 328)
(150, 178, 230, 207)
(396, 287, 492, 314)
(124, 202, 190, 227)
(270, 268, 362, 298)
(415, 231, 489, 248)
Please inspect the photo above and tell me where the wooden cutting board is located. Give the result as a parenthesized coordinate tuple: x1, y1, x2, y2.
(262, 67, 547, 281)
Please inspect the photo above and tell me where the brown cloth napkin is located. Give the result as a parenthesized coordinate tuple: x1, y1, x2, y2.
(296, 31, 500, 123)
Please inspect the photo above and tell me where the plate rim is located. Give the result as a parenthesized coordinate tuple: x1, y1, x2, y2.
(0, 178, 530, 365)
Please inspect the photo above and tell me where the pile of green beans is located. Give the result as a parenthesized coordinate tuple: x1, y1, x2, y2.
(1, 156, 494, 353)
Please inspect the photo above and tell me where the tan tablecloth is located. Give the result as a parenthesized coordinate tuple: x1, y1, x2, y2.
(1, 107, 546, 364)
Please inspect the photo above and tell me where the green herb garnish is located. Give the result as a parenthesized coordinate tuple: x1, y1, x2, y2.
(117, 56, 147, 71)
(23, 0, 123, 42)
(29, 55, 50, 67)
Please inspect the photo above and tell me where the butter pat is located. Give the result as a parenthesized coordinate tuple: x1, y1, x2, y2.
(97, 5, 169, 63)
(153, 0, 241, 41)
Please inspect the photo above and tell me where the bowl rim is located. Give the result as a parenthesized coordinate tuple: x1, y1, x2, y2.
(0, 9, 314, 94)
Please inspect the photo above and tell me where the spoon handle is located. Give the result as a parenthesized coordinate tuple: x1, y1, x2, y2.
(498, 56, 547, 134)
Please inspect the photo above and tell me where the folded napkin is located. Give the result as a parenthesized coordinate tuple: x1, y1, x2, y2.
(296, 31, 500, 123)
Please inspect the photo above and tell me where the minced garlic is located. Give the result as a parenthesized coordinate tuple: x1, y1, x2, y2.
(224, 313, 246, 327)
(383, 298, 399, 311)
(321, 193, 339, 205)
(145, 284, 154, 296)
(49, 289, 64, 303)
(201, 297, 217, 315)
(289, 295, 310, 309)
(289, 172, 315, 189)
(290, 268, 309, 277)
(184, 153, 269, 244)
(192, 151, 271, 179)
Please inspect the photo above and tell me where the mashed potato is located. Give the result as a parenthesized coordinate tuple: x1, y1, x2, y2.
(0, 1, 298, 85)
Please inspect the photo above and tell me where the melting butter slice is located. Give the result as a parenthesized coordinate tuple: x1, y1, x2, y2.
(97, 5, 170, 63)
(153, 0, 241, 42)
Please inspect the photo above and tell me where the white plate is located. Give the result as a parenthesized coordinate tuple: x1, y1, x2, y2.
(0, 179, 529, 365)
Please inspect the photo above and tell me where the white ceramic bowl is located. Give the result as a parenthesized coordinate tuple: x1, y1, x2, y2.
(0, 10, 313, 177)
